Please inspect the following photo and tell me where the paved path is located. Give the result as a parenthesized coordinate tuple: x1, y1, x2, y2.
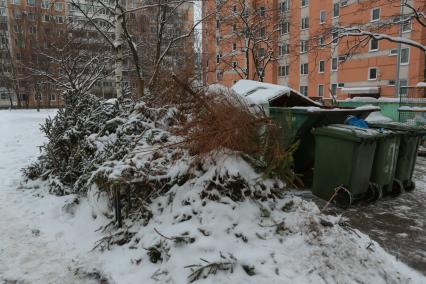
(342, 157, 426, 275)
(304, 156, 426, 275)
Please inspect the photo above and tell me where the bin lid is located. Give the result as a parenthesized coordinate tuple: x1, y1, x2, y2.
(368, 121, 426, 135)
(313, 124, 388, 142)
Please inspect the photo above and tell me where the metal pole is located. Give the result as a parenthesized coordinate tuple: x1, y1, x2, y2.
(395, 0, 404, 98)
(395, 0, 404, 121)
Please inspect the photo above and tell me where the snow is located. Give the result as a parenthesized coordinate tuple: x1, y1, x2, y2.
(417, 82, 426, 88)
(232, 80, 320, 106)
(1, 109, 426, 283)
(399, 106, 426, 111)
(341, 97, 400, 103)
(341, 87, 380, 94)
(355, 104, 381, 111)
(291, 106, 380, 112)
(365, 111, 393, 122)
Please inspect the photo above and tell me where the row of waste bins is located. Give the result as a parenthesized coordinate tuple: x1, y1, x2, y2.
(269, 107, 426, 208)
(313, 122, 426, 208)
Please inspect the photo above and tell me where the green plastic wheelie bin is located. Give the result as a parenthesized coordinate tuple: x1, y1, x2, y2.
(312, 124, 386, 208)
(368, 122, 426, 192)
(269, 107, 378, 187)
(369, 130, 402, 199)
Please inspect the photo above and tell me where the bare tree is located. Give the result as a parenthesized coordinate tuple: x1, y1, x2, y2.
(209, 0, 284, 82)
(67, 0, 210, 98)
(311, 0, 426, 57)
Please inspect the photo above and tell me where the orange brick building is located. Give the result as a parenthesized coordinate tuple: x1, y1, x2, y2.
(202, 0, 426, 99)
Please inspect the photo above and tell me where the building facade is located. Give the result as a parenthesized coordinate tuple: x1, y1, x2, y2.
(202, 0, 426, 100)
(0, 0, 195, 108)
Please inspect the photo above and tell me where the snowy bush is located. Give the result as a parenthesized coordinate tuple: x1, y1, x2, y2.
(24, 85, 296, 220)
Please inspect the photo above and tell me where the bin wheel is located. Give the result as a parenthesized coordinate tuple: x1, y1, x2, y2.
(366, 182, 382, 203)
(390, 179, 403, 197)
(404, 180, 416, 192)
(333, 186, 352, 209)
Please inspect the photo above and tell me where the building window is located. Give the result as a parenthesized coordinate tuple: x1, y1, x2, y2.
(27, 0, 35, 6)
(332, 31, 339, 44)
(216, 71, 223, 81)
(280, 22, 289, 35)
(402, 19, 411, 32)
(41, 0, 49, 9)
(12, 0, 20, 5)
(279, 44, 289, 56)
(331, 84, 337, 97)
(331, 57, 338, 71)
(258, 48, 265, 58)
(232, 42, 237, 51)
(318, 85, 324, 97)
(301, 17, 309, 30)
(333, 3, 339, 17)
(232, 24, 236, 32)
(300, 40, 308, 53)
(216, 20, 220, 29)
(55, 2, 64, 11)
(232, 61, 237, 68)
(258, 27, 266, 38)
(400, 48, 409, 65)
(13, 24, 21, 33)
(319, 60, 325, 73)
(216, 53, 221, 63)
(300, 85, 308, 96)
(232, 5, 237, 13)
(369, 38, 379, 51)
(319, 36, 325, 47)
(371, 8, 380, 22)
(29, 26, 36, 34)
(399, 79, 408, 96)
(27, 12, 36, 21)
(259, 6, 265, 17)
(278, 65, 289, 77)
(13, 10, 21, 19)
(301, 0, 308, 8)
(300, 63, 308, 75)
(368, 67, 378, 80)
(320, 10, 326, 23)
(280, 0, 290, 12)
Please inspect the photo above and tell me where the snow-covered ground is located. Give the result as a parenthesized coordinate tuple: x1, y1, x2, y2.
(0, 110, 101, 283)
(1, 109, 426, 283)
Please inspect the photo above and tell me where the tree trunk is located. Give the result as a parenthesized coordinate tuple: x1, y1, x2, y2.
(114, 9, 124, 98)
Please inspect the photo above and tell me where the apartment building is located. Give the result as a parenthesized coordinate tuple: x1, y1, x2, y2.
(0, 0, 66, 108)
(0, 0, 195, 108)
(202, 0, 426, 99)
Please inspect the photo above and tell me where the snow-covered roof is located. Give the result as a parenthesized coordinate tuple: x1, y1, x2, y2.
(341, 87, 380, 94)
(231, 80, 291, 104)
(339, 97, 400, 103)
(398, 106, 426, 112)
(231, 79, 321, 106)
